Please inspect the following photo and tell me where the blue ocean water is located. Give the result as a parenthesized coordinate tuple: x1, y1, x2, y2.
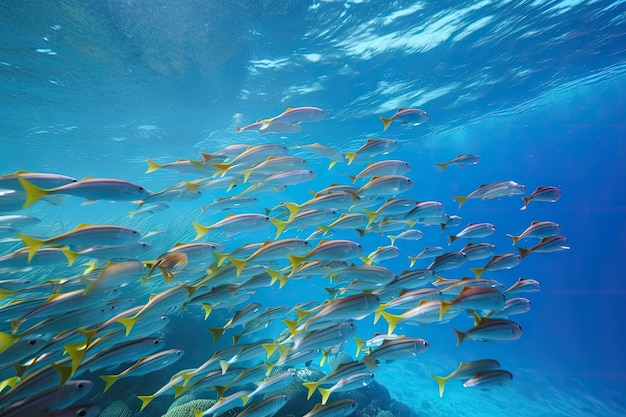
(1, 1, 625, 416)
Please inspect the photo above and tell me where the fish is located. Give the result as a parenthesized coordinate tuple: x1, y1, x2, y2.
(192, 389, 252, 417)
(237, 120, 303, 134)
(291, 143, 345, 169)
(360, 245, 400, 265)
(453, 181, 527, 207)
(356, 175, 414, 196)
(436, 154, 480, 171)
(343, 139, 399, 165)
(0, 380, 93, 417)
(471, 253, 522, 278)
(17, 176, 151, 208)
(240, 156, 309, 183)
(427, 251, 467, 273)
(17, 224, 141, 262)
(201, 196, 259, 213)
(373, 288, 441, 323)
(431, 359, 501, 397)
(361, 337, 429, 369)
(504, 278, 540, 295)
(506, 220, 562, 245)
(235, 394, 289, 417)
(348, 160, 411, 183)
(0, 171, 77, 189)
(318, 372, 374, 405)
(408, 246, 445, 266)
(521, 186, 562, 210)
(0, 214, 41, 228)
(439, 286, 506, 320)
(212, 144, 289, 176)
(145, 155, 220, 174)
(463, 370, 513, 389)
(240, 371, 296, 405)
(453, 319, 523, 346)
(449, 223, 496, 244)
(259, 107, 328, 130)
(460, 242, 497, 261)
(518, 235, 570, 259)
(302, 399, 358, 417)
(386, 229, 423, 245)
(379, 108, 429, 131)
(192, 213, 272, 240)
(40, 405, 101, 417)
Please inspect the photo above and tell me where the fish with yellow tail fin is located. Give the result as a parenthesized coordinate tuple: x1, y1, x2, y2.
(99, 349, 184, 393)
(452, 319, 523, 346)
(303, 399, 358, 417)
(343, 139, 398, 165)
(144, 252, 188, 283)
(431, 359, 501, 397)
(453, 180, 526, 208)
(192, 389, 251, 417)
(16, 224, 140, 262)
(520, 186, 562, 210)
(16, 176, 150, 208)
(379, 108, 428, 131)
(291, 142, 345, 169)
(191, 213, 271, 240)
(471, 253, 521, 278)
(317, 372, 374, 405)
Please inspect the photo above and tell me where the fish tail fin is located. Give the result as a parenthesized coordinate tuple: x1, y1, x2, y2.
(172, 384, 190, 398)
(200, 304, 214, 320)
(471, 267, 484, 279)
(212, 163, 231, 177)
(354, 337, 365, 357)
(213, 252, 229, 267)
(449, 235, 457, 245)
(432, 374, 448, 397)
(343, 152, 357, 165)
(228, 257, 247, 277)
(359, 256, 373, 265)
(145, 158, 162, 173)
(303, 381, 319, 400)
(506, 234, 520, 246)
(0, 289, 15, 303)
(452, 195, 467, 208)
(16, 232, 45, 262)
(363, 208, 377, 228)
(116, 317, 137, 337)
(100, 375, 118, 393)
(264, 361, 275, 377)
(328, 160, 339, 170)
(282, 202, 301, 222)
(408, 256, 418, 268)
(380, 117, 392, 131)
(219, 360, 229, 375)
(207, 327, 225, 342)
(138, 395, 155, 411)
(380, 311, 401, 334)
(77, 328, 97, 345)
(435, 162, 449, 171)
(319, 387, 332, 405)
(63, 341, 87, 374)
(191, 221, 210, 241)
(241, 169, 253, 184)
(287, 254, 307, 276)
(17, 176, 50, 208)
(439, 301, 452, 321)
(262, 343, 279, 359)
(61, 247, 79, 266)
(317, 225, 332, 237)
(52, 363, 73, 386)
(440, 223, 447, 232)
(241, 395, 251, 406)
(282, 319, 299, 335)
(452, 327, 466, 346)
(518, 247, 531, 259)
(0, 332, 17, 355)
(373, 303, 386, 325)
(270, 218, 288, 238)
(0, 376, 19, 393)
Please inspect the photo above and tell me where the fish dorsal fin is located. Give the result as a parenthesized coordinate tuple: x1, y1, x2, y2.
(226, 213, 234, 218)
(418, 299, 428, 306)
(479, 184, 489, 188)
(285, 107, 293, 112)
(459, 286, 474, 295)
(531, 220, 539, 224)
(397, 107, 407, 112)
(76, 223, 93, 229)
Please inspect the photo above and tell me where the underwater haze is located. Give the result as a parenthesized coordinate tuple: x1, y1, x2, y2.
(1, 1, 625, 417)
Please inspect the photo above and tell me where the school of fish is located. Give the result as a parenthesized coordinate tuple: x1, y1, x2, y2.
(0, 107, 568, 417)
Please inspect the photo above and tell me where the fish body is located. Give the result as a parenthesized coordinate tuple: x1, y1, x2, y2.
(427, 251, 467, 273)
(439, 286, 506, 320)
(518, 236, 570, 259)
(356, 175, 413, 196)
(450, 223, 496, 244)
(0, 214, 41, 228)
(237, 120, 303, 134)
(521, 186, 562, 210)
(460, 243, 496, 261)
(362, 337, 429, 368)
(235, 394, 289, 417)
(431, 359, 501, 397)
(436, 154, 480, 171)
(302, 399, 358, 417)
(504, 278, 540, 295)
(408, 246, 445, 266)
(453, 181, 527, 207)
(380, 108, 429, 131)
(507, 220, 562, 245)
(192, 214, 271, 240)
(453, 319, 523, 345)
(0, 172, 77, 189)
(471, 253, 521, 278)
(343, 139, 398, 164)
(318, 372, 374, 404)
(349, 160, 410, 182)
(463, 370, 513, 388)
(260, 107, 327, 128)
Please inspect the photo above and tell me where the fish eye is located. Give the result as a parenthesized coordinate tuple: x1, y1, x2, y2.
(140, 242, 148, 247)
(138, 186, 145, 191)
(27, 339, 38, 346)
(153, 339, 161, 345)
(77, 382, 85, 389)
(77, 408, 88, 417)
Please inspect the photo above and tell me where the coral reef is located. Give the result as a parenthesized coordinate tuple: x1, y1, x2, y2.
(99, 400, 133, 417)
(162, 399, 215, 417)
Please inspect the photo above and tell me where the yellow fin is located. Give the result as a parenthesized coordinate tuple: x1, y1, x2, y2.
(432, 374, 448, 397)
(379, 117, 392, 131)
(100, 374, 118, 393)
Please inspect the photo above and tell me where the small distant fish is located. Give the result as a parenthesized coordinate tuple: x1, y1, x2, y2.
(302, 399, 357, 417)
(504, 278, 540, 295)
(521, 186, 562, 210)
(192, 213, 272, 240)
(408, 246, 445, 266)
(453, 181, 527, 208)
(436, 154, 480, 171)
(459, 242, 496, 261)
(291, 142, 345, 169)
(463, 370, 513, 389)
(356, 175, 414, 197)
(379, 108, 429, 131)
(361, 337, 429, 369)
(506, 220, 562, 245)
(349, 160, 410, 183)
(318, 372, 374, 405)
(441, 215, 463, 231)
(518, 236, 570, 259)
(427, 251, 467, 273)
(260, 107, 328, 128)
(387, 229, 423, 245)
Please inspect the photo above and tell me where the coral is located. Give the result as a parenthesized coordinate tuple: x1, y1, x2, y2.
(376, 411, 395, 417)
(327, 351, 353, 371)
(100, 400, 133, 417)
(388, 400, 419, 417)
(166, 394, 197, 412)
(162, 399, 215, 417)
